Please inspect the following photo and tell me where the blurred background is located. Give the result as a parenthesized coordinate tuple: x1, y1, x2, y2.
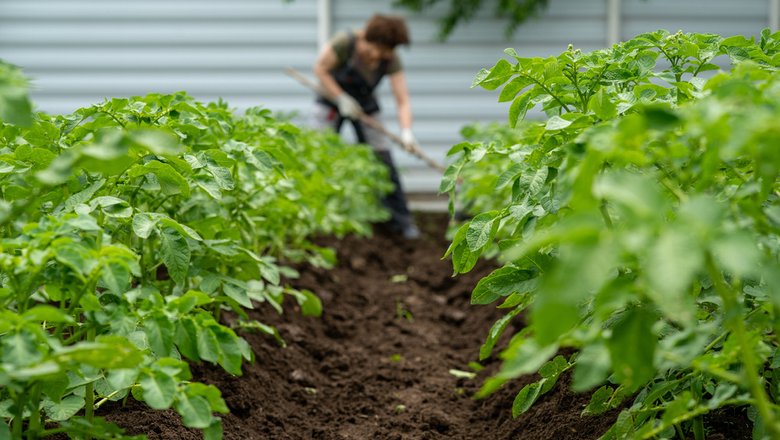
(0, 0, 775, 203)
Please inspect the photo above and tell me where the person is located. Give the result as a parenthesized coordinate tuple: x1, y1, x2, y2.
(311, 14, 421, 239)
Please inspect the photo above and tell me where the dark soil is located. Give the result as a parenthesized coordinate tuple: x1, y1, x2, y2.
(97, 213, 752, 440)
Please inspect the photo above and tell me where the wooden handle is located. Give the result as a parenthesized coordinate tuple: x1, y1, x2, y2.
(285, 67, 446, 173)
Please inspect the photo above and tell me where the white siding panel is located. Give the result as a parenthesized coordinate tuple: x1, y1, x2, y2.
(0, 48, 317, 72)
(622, 0, 768, 39)
(3, 1, 317, 20)
(0, 22, 316, 46)
(0, 0, 319, 119)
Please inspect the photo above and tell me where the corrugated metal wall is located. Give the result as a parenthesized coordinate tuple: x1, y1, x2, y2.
(0, 0, 318, 115)
(0, 0, 774, 195)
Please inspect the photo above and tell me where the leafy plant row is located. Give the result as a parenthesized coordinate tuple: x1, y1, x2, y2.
(0, 62, 392, 439)
(444, 29, 780, 439)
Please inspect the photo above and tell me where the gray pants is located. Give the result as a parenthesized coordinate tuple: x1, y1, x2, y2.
(311, 103, 414, 231)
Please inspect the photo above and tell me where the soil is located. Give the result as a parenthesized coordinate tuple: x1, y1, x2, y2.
(96, 213, 752, 440)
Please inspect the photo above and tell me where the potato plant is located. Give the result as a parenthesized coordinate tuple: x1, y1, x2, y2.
(445, 29, 780, 439)
(0, 61, 392, 439)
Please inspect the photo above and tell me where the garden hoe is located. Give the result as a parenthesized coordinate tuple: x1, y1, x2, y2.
(285, 67, 446, 173)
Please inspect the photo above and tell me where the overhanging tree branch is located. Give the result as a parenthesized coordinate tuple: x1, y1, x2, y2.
(391, 0, 550, 40)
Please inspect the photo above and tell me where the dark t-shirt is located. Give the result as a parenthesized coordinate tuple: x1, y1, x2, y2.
(329, 30, 402, 83)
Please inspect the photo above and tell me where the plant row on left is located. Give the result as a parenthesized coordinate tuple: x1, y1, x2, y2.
(0, 61, 392, 439)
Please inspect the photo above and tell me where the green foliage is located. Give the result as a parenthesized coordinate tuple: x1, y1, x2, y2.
(447, 29, 780, 438)
(0, 68, 392, 438)
(392, 0, 549, 40)
(0, 61, 33, 127)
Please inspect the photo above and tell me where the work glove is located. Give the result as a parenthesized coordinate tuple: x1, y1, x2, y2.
(336, 93, 361, 120)
(400, 128, 418, 152)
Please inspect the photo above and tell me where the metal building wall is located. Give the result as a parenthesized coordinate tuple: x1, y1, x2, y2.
(0, 0, 318, 116)
(0, 0, 775, 196)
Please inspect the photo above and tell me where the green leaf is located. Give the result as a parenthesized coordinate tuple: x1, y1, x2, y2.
(195, 178, 222, 199)
(106, 369, 138, 391)
(159, 228, 190, 285)
(127, 128, 181, 156)
(438, 155, 465, 193)
(205, 163, 234, 191)
(7, 360, 61, 381)
(204, 419, 223, 440)
(54, 243, 89, 278)
(101, 260, 132, 294)
(661, 391, 694, 426)
(508, 91, 533, 127)
(711, 232, 760, 278)
(175, 317, 201, 361)
(196, 326, 220, 363)
(185, 383, 229, 414)
(480, 307, 523, 360)
(139, 370, 177, 409)
(582, 385, 615, 416)
(55, 179, 105, 215)
(607, 307, 658, 391)
(544, 116, 572, 131)
(90, 196, 133, 218)
(466, 211, 500, 251)
(36, 153, 77, 185)
(297, 289, 322, 317)
(144, 315, 175, 357)
(175, 393, 213, 429)
(257, 258, 281, 285)
(214, 327, 244, 376)
(55, 337, 144, 369)
(43, 395, 85, 421)
(572, 343, 610, 392)
(132, 212, 158, 239)
(495, 163, 523, 190)
(512, 381, 544, 417)
(446, 223, 480, 274)
(645, 226, 700, 323)
(22, 305, 75, 324)
(0, 61, 33, 126)
(593, 171, 665, 219)
(496, 337, 558, 381)
(588, 88, 618, 120)
(222, 283, 253, 309)
(158, 217, 202, 241)
(131, 161, 190, 197)
(3, 331, 43, 366)
(471, 266, 536, 305)
(499, 76, 533, 103)
(520, 167, 548, 196)
(473, 59, 515, 90)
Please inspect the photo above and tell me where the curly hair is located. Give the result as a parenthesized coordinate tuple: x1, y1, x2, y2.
(364, 14, 410, 49)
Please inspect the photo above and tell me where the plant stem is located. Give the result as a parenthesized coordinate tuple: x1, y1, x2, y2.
(704, 253, 780, 437)
(691, 379, 705, 440)
(516, 73, 572, 113)
(94, 389, 124, 410)
(13, 391, 26, 439)
(599, 200, 613, 229)
(26, 383, 42, 440)
(84, 327, 96, 440)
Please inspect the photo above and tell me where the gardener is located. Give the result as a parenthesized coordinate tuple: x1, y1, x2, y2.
(311, 14, 421, 239)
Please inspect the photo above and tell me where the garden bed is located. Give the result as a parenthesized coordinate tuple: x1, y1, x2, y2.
(93, 213, 741, 440)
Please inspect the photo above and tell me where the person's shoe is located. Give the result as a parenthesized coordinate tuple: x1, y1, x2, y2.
(402, 224, 421, 239)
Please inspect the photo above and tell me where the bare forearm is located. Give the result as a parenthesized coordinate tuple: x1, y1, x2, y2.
(397, 101, 412, 130)
(390, 71, 413, 129)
